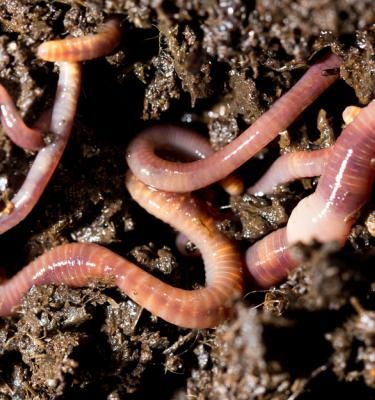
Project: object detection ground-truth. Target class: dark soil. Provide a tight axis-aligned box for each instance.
[0,1,374,399]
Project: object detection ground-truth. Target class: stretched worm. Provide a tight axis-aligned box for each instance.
[37,18,122,62]
[248,148,331,195]
[248,105,364,195]
[0,62,81,234]
[0,84,45,151]
[0,172,244,328]
[246,100,375,287]
[126,53,341,192]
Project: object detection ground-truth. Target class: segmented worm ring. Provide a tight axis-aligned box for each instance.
[126,54,341,192]
[0,62,81,234]
[0,173,243,328]
[0,84,45,151]
[37,18,122,62]
[247,100,375,287]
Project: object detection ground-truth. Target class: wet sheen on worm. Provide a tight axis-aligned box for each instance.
[246,100,375,287]
[248,105,364,195]
[126,53,341,192]
[0,14,123,233]
[0,62,81,234]
[0,84,45,151]
[37,18,122,62]
[0,172,244,329]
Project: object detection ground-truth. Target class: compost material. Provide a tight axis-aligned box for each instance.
[0,1,374,399]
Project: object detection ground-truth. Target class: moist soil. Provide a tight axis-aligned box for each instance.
[0,1,374,399]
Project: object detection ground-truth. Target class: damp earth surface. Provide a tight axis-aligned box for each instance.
[0,1,374,399]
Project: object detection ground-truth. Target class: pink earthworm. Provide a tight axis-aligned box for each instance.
[248,147,331,195]
[248,105,364,195]
[129,125,244,195]
[0,62,81,234]
[37,18,122,62]
[246,100,375,287]
[0,84,45,151]
[126,53,341,192]
[0,172,244,329]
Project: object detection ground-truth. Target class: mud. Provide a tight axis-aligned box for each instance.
[0,1,374,399]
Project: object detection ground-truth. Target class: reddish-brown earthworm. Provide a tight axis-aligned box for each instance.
[0,172,243,328]
[126,53,341,192]
[0,85,45,151]
[37,18,122,62]
[246,100,375,287]
[0,62,81,234]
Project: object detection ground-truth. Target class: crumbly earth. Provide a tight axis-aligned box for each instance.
[0,1,374,399]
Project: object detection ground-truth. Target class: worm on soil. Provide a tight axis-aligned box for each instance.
[248,148,331,195]
[0,172,244,329]
[246,100,375,287]
[126,53,341,192]
[0,84,45,151]
[0,62,81,234]
[37,18,122,62]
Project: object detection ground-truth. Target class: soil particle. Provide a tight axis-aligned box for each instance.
[0,283,190,398]
[141,51,181,120]
[129,243,178,275]
[339,29,375,104]
[327,297,375,388]
[0,1,374,399]
[187,304,296,400]
[206,71,263,150]
[217,192,294,242]
[365,211,375,237]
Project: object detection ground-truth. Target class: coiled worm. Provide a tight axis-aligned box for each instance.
[0,172,244,328]
[126,53,341,192]
[247,100,375,287]
[0,62,81,234]
[0,84,45,151]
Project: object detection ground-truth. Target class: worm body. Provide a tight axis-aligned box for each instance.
[126,54,341,192]
[247,100,375,287]
[248,148,331,195]
[0,85,45,151]
[287,100,375,245]
[37,18,122,62]
[0,173,243,328]
[246,228,297,288]
[0,62,81,234]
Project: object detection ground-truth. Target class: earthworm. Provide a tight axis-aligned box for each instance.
[0,172,244,329]
[0,84,45,151]
[246,100,375,287]
[37,18,122,62]
[0,62,81,234]
[248,148,331,195]
[245,228,298,287]
[247,105,362,195]
[126,53,341,192]
[128,125,244,195]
